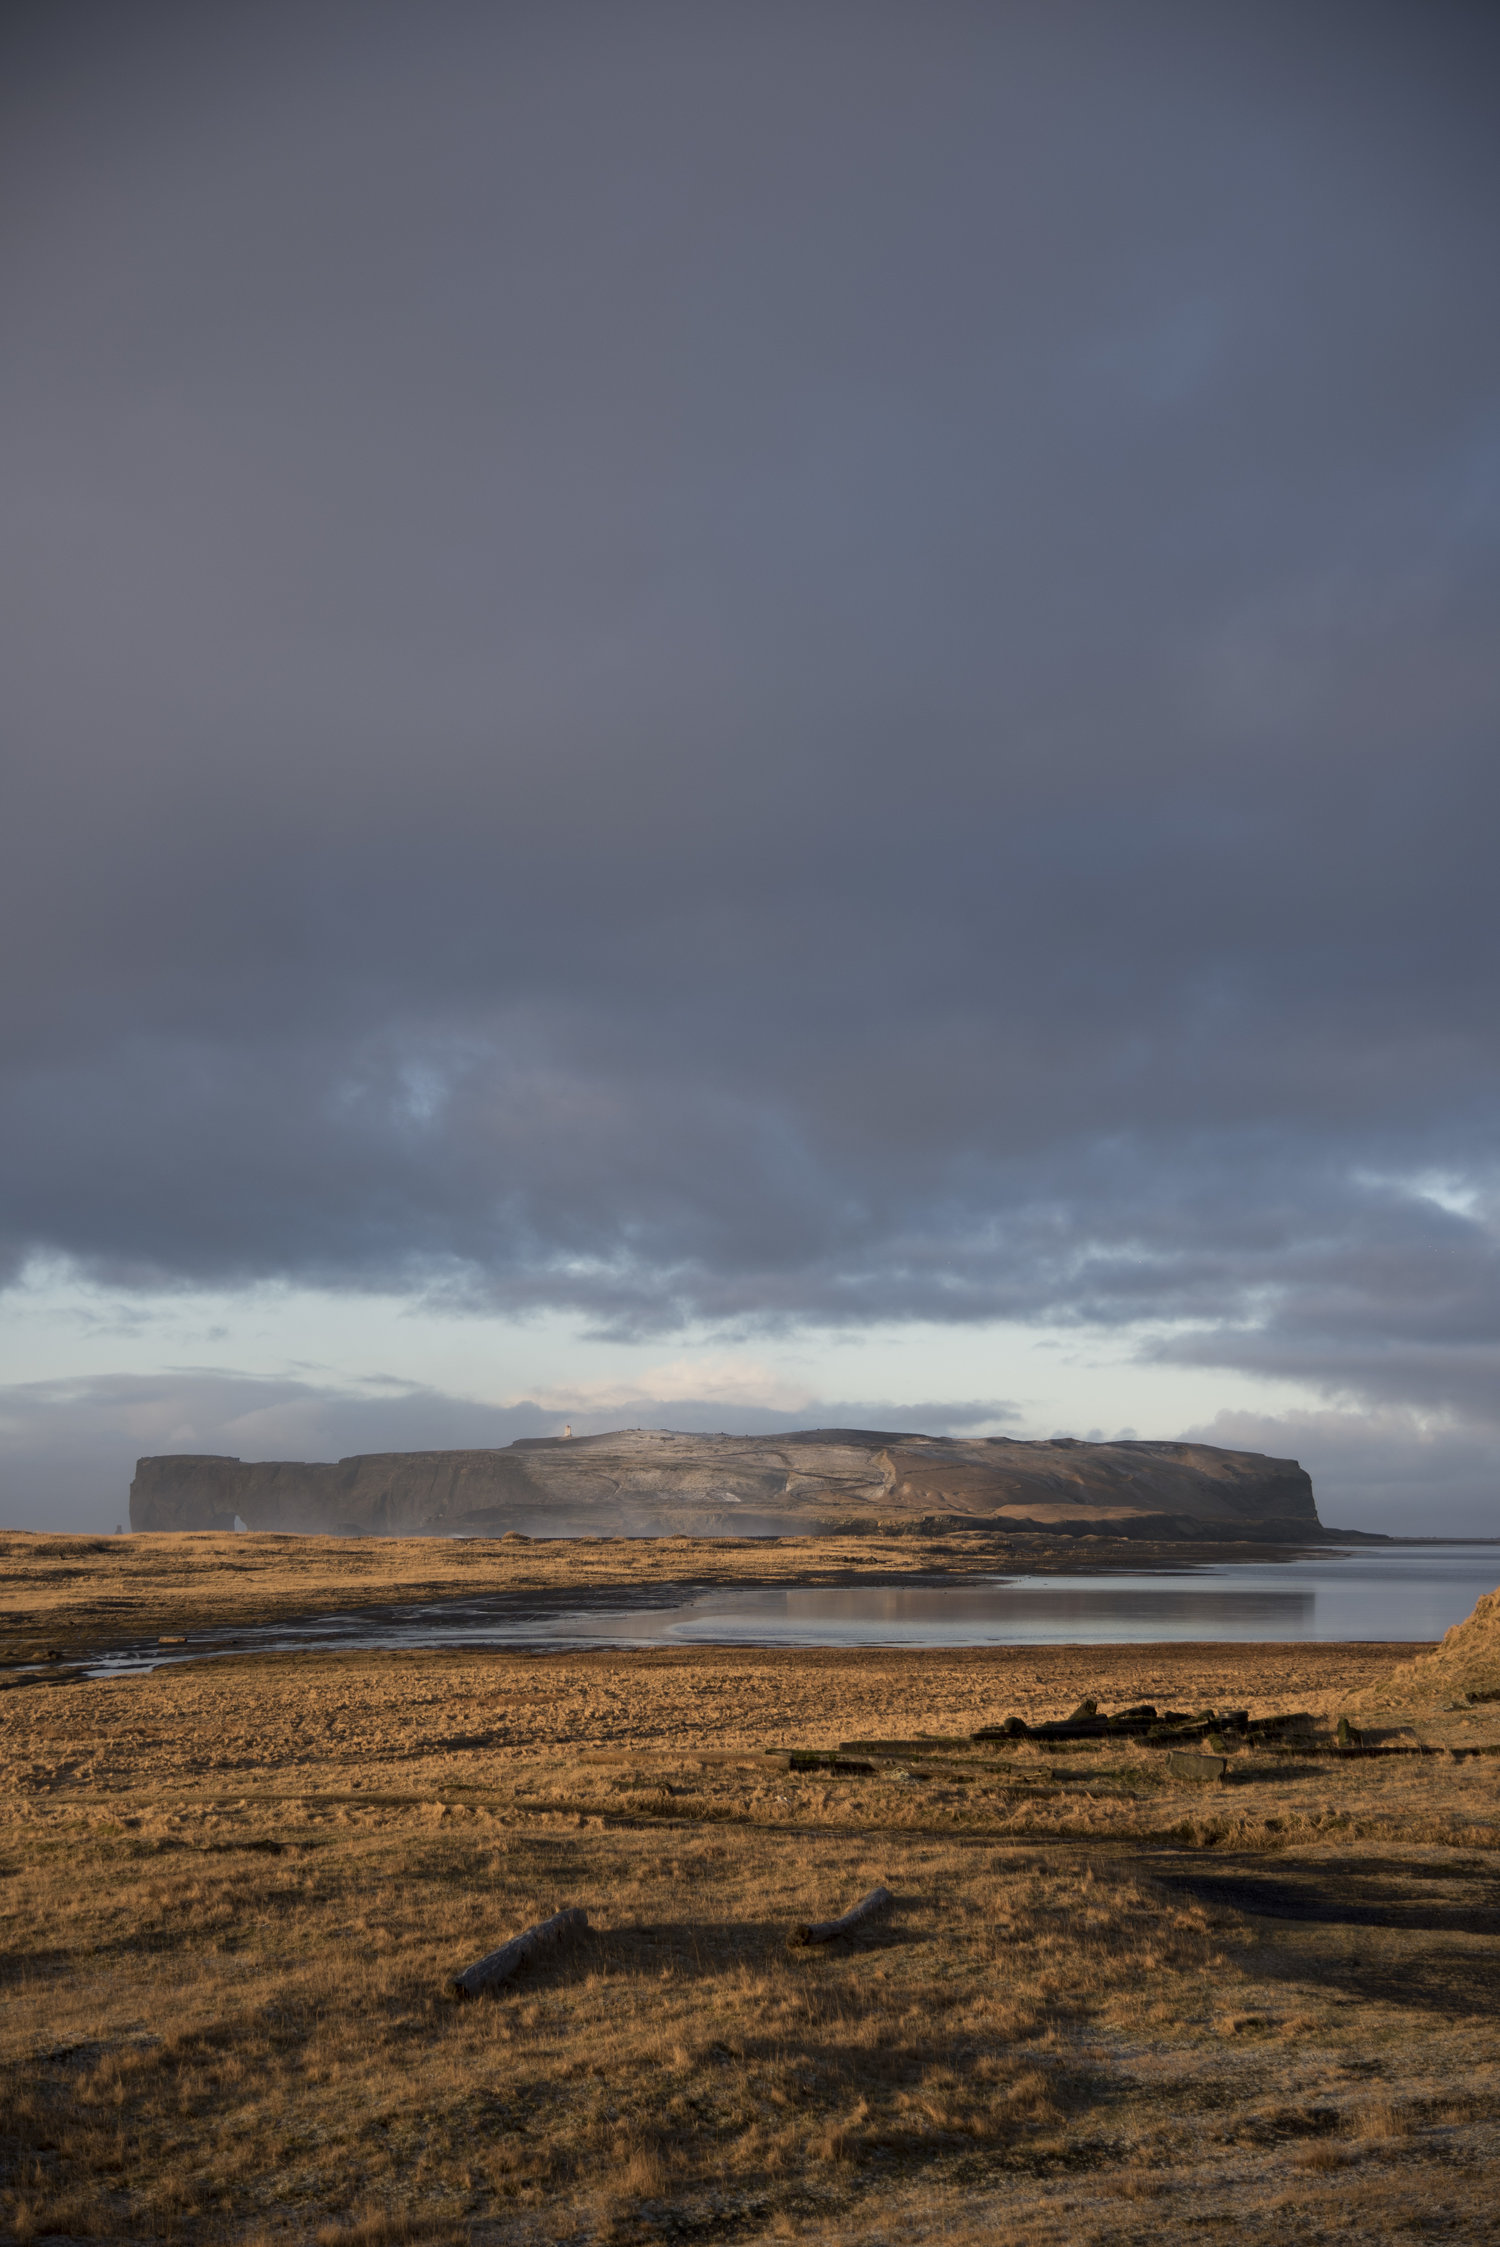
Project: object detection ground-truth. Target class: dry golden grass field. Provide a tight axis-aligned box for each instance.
[2,1536,1498,2246]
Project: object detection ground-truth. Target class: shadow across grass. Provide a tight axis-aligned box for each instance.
[1151,1853,1500,1936]
[1147,1848,1500,2016]
[455,1908,922,2007]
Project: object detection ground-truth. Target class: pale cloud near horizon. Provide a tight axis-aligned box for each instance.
[524,1353,821,1421]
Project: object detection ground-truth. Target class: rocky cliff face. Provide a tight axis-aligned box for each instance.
[129,1427,1322,1540]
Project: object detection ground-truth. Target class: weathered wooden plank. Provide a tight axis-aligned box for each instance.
[449,1905,588,1999]
[790,1884,894,1947]
[788,1752,876,1774]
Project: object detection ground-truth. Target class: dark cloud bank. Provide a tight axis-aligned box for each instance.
[2,5,1497,1530]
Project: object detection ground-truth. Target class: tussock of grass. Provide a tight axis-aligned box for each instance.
[1353,1584,1500,1712]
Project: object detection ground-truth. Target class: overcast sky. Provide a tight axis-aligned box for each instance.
[3,2,1497,1533]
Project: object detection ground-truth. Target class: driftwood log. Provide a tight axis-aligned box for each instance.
[790,1884,893,1947]
[449,1905,588,1999]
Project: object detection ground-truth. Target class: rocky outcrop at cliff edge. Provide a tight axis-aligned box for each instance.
[129,1427,1323,1540]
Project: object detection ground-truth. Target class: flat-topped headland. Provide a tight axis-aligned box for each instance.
[129,1425,1323,1540]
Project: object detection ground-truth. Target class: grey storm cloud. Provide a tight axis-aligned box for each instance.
[2,6,1498,1466]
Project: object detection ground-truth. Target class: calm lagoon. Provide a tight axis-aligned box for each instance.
[99,1542,1498,1672]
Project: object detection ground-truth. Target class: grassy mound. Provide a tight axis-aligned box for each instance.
[1355,1583,1500,1711]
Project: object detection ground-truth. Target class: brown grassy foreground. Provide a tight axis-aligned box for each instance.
[2,1548,1499,2244]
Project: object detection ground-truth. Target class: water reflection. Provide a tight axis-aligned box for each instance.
[589,1579,1313,1648]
